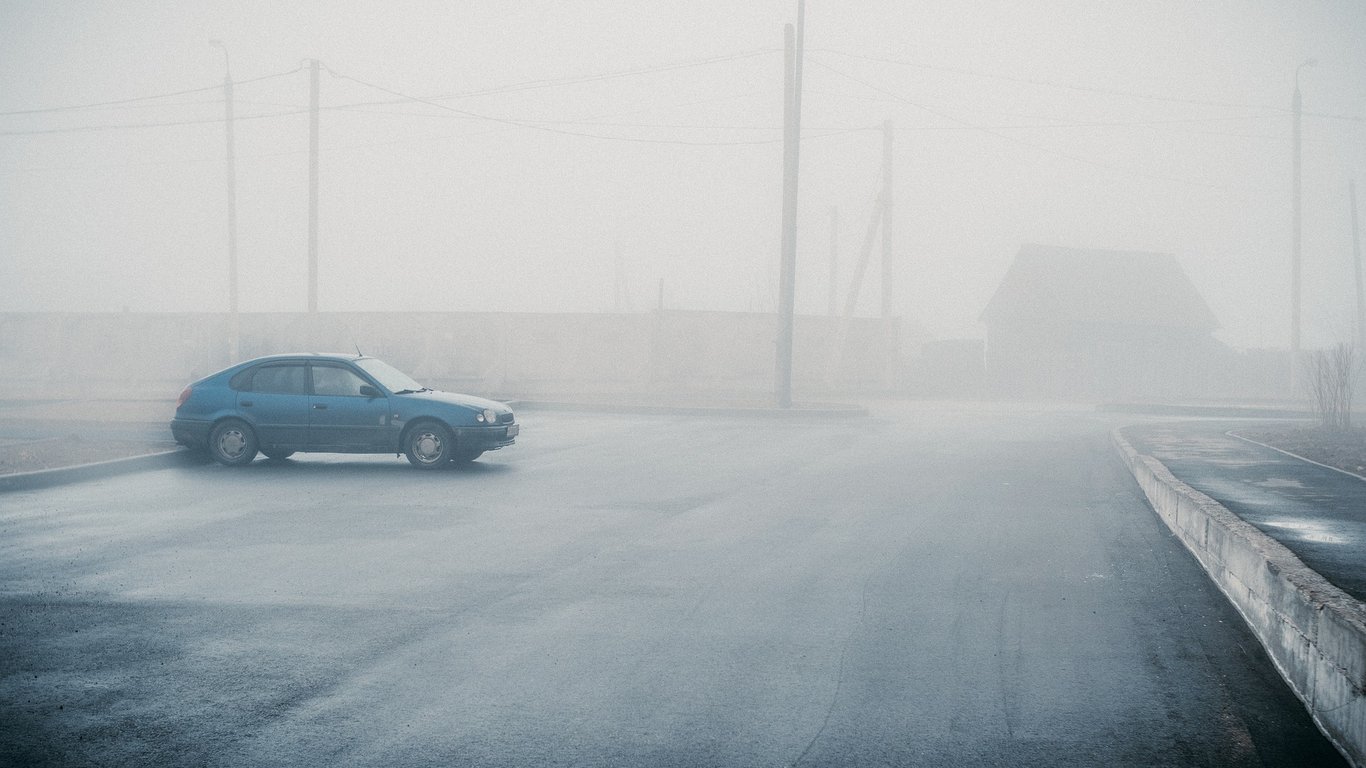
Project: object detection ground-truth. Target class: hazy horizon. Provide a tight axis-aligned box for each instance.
[3,1,1365,351]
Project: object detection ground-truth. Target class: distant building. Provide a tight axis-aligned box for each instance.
[980,244,1222,400]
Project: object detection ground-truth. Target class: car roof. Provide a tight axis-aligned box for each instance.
[241,352,368,364]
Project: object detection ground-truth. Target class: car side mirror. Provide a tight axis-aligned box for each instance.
[359,385,381,399]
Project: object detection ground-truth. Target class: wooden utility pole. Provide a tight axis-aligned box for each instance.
[614,242,627,312]
[828,206,839,317]
[774,0,805,408]
[823,193,883,386]
[211,41,239,360]
[1352,180,1364,354]
[880,120,894,318]
[308,59,320,313]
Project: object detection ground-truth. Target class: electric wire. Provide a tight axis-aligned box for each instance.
[809,56,1220,187]
[326,64,837,147]
[0,65,305,117]
[814,48,1366,124]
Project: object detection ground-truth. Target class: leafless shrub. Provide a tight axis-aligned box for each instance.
[1306,343,1357,431]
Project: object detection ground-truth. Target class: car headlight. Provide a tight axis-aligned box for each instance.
[476,408,497,424]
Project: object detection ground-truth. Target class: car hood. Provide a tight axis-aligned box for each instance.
[400,389,510,413]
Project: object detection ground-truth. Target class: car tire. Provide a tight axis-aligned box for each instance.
[261,448,295,461]
[403,421,452,469]
[209,419,258,466]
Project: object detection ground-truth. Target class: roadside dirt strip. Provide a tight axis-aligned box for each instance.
[0,451,184,492]
[1113,428,1366,768]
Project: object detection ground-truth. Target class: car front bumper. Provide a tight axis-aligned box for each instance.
[453,423,519,451]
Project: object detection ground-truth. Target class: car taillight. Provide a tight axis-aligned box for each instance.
[176,386,193,409]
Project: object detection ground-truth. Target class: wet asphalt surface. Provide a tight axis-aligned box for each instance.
[0,404,1345,767]
[1124,421,1366,603]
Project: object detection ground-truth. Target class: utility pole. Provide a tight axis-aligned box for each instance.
[210,40,239,361]
[828,206,839,317]
[775,0,805,409]
[1352,180,1364,354]
[1292,59,1315,388]
[880,120,894,319]
[308,58,320,313]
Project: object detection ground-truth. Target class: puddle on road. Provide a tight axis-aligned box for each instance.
[1255,478,1305,490]
[1259,518,1350,545]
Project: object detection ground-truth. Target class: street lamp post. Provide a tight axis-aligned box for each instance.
[210,40,239,361]
[1291,58,1316,389]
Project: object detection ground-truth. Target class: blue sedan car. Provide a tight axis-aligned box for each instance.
[171,353,517,468]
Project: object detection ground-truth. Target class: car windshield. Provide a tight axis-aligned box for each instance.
[353,357,426,394]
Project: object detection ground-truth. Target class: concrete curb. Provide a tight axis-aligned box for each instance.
[512,400,868,419]
[1097,402,1314,419]
[1112,427,1366,768]
[0,450,188,493]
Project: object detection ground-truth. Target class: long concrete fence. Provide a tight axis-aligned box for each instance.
[0,311,907,400]
[1113,428,1366,767]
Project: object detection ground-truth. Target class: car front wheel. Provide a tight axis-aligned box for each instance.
[403,421,452,468]
[209,419,258,466]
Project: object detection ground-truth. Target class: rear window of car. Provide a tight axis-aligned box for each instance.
[242,364,309,395]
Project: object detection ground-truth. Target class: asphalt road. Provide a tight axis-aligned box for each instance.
[0,403,1344,767]
[1126,421,1366,603]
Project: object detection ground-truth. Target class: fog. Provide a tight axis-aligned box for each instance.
[3,1,1366,351]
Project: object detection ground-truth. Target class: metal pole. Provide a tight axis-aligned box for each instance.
[614,242,624,312]
[774,1,805,409]
[1352,180,1364,354]
[1291,59,1314,389]
[211,41,238,361]
[775,23,797,408]
[225,72,238,359]
[1292,75,1302,381]
[880,120,893,319]
[308,59,320,313]
[828,206,838,317]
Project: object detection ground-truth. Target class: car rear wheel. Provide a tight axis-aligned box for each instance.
[404,421,452,468]
[209,419,258,466]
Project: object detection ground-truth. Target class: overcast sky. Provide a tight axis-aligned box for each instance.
[2,1,1364,349]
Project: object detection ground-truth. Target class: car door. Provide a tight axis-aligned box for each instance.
[237,363,310,448]
[307,362,393,450]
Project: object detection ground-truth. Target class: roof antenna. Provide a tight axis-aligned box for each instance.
[354,342,363,357]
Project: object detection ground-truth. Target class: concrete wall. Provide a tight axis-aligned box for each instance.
[1113,429,1366,767]
[0,311,908,400]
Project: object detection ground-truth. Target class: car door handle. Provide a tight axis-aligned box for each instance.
[240,400,254,407]
[312,403,328,410]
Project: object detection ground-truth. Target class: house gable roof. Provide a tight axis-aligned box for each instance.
[980,244,1219,331]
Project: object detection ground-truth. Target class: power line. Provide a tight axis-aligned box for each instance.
[428,47,779,100]
[812,48,1281,114]
[242,48,780,121]
[326,64,834,147]
[0,108,309,136]
[813,48,1366,124]
[0,65,304,117]
[809,57,1218,187]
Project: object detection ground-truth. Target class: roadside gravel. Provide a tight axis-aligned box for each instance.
[0,436,177,476]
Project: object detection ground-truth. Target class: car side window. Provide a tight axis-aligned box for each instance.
[247,364,309,395]
[311,364,371,397]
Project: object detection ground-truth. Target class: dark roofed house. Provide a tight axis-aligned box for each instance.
[980,244,1223,400]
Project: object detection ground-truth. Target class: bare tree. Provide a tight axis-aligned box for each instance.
[1306,343,1357,431]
